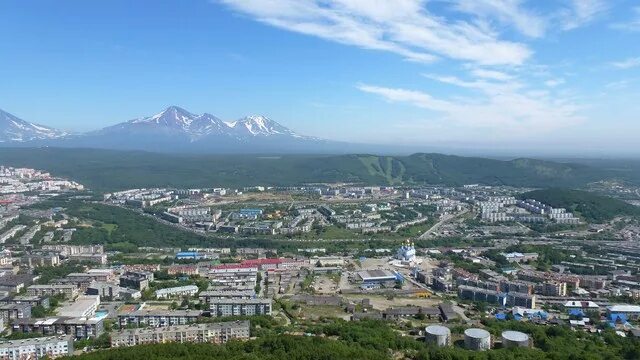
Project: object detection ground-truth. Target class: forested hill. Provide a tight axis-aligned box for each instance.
[0,147,627,191]
[519,188,640,223]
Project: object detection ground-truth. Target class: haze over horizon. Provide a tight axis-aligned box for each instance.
[1,0,639,156]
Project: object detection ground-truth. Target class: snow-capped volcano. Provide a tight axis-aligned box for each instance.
[0,109,67,142]
[227,115,300,137]
[130,105,197,129]
[0,105,334,153]
[94,106,309,141]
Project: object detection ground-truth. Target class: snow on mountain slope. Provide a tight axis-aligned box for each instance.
[0,109,67,142]
[95,106,310,140]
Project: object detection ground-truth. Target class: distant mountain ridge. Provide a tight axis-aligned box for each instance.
[0,106,330,153]
[0,109,67,142]
[0,148,631,192]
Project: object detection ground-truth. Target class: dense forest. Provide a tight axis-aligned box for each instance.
[72,320,640,360]
[0,148,625,191]
[520,188,640,222]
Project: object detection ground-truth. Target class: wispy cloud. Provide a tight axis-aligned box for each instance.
[451,0,547,38]
[469,69,514,82]
[358,72,582,136]
[611,6,640,32]
[218,0,531,65]
[559,0,608,30]
[544,78,565,87]
[611,57,640,69]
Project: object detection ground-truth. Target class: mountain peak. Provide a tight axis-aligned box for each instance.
[0,108,66,142]
[230,115,295,136]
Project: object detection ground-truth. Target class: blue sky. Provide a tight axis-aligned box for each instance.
[1,0,639,155]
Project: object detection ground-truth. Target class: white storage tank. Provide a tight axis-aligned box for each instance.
[501,330,530,348]
[425,325,451,347]
[464,328,491,351]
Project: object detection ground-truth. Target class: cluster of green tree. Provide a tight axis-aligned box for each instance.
[33,262,86,284]
[520,188,640,223]
[71,319,640,360]
[0,148,626,192]
[75,333,111,351]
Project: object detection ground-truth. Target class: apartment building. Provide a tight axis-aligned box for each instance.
[26,284,78,299]
[207,266,258,287]
[199,290,256,303]
[118,309,201,328]
[110,321,250,347]
[12,317,104,339]
[154,285,199,299]
[0,303,31,322]
[119,271,152,291]
[206,298,272,317]
[0,336,74,359]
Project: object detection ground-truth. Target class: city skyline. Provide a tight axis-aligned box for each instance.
[1,0,639,155]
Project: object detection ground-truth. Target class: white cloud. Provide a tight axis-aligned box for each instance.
[560,0,608,30]
[611,57,640,69]
[219,0,531,65]
[358,76,582,137]
[451,0,547,38]
[470,69,513,81]
[357,84,452,112]
[544,78,565,87]
[611,7,640,32]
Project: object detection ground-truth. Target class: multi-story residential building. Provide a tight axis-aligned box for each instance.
[457,285,506,306]
[1,295,50,309]
[41,244,104,257]
[51,276,94,292]
[26,284,78,299]
[86,282,141,301]
[199,290,255,303]
[506,292,537,308]
[167,265,199,276]
[110,321,250,348]
[154,285,199,299]
[0,274,34,293]
[206,299,272,317]
[0,303,31,322]
[68,253,108,264]
[22,253,60,267]
[12,317,104,339]
[119,271,152,291]
[499,280,534,295]
[118,310,201,328]
[535,281,567,297]
[0,336,74,359]
[207,266,258,287]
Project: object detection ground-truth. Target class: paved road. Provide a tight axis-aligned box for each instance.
[418,208,468,239]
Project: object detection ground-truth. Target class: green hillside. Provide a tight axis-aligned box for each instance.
[520,188,640,222]
[0,147,625,191]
